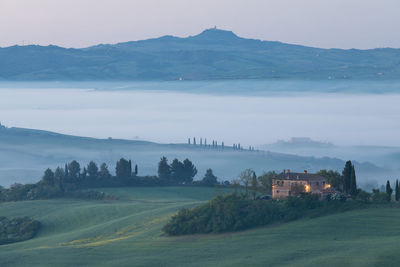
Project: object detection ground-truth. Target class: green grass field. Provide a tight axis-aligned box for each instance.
[1,187,400,266]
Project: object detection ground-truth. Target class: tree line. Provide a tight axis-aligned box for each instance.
[187,137,256,151]
[0,157,221,202]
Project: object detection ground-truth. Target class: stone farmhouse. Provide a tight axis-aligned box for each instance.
[272,169,335,199]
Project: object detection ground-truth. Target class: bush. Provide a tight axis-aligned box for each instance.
[65,190,116,201]
[0,217,41,245]
[162,193,359,236]
[355,190,372,203]
[372,191,388,203]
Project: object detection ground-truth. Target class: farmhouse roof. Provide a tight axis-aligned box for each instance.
[275,172,327,181]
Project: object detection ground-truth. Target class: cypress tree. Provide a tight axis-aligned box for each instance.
[65,164,69,177]
[343,161,352,194]
[395,179,399,201]
[386,180,393,202]
[350,165,357,196]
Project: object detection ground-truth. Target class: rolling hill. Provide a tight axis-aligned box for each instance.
[0,125,385,188]
[1,28,400,80]
[0,187,399,266]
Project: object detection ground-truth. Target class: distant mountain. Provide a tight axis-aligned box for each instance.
[0,125,386,188]
[1,28,400,80]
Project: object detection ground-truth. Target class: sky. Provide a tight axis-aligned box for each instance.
[0,0,399,49]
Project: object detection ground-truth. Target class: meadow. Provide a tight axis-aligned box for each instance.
[1,187,400,266]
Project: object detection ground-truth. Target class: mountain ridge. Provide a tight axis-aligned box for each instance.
[1,28,400,80]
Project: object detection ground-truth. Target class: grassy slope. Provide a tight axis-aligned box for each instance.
[0,187,399,266]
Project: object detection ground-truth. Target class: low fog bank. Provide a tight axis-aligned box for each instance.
[0,127,395,190]
[1,81,400,147]
[260,138,400,170]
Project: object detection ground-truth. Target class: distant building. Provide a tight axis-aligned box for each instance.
[272,169,335,199]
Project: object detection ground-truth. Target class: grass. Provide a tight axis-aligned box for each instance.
[0,187,400,266]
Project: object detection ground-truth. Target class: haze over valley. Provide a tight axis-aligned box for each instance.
[1,80,399,189]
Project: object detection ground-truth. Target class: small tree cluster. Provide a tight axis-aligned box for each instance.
[157,157,197,184]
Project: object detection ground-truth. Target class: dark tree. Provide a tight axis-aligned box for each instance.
[116,158,131,178]
[350,165,357,196]
[251,171,258,199]
[158,157,171,180]
[42,168,55,186]
[64,164,69,177]
[128,160,132,176]
[201,169,218,186]
[395,180,399,201]
[134,164,138,176]
[87,161,98,178]
[257,171,276,195]
[67,160,81,182]
[182,159,197,184]
[99,163,111,180]
[170,159,185,183]
[386,180,393,202]
[342,161,352,194]
[54,167,65,190]
[81,167,87,180]
[54,167,64,182]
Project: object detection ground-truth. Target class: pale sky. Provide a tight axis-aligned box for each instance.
[0,0,399,49]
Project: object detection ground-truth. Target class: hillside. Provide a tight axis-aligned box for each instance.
[0,126,383,187]
[0,187,399,266]
[261,138,400,169]
[1,28,400,80]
